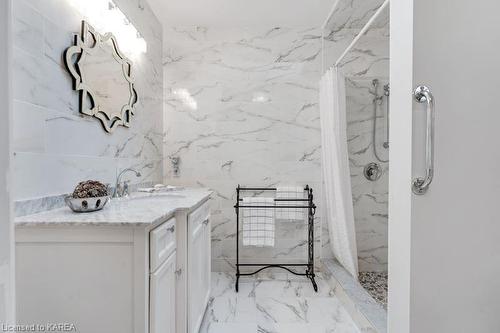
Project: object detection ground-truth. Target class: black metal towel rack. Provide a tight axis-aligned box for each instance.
[234,184,318,292]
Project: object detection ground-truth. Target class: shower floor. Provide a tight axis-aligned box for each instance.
[358,272,388,308]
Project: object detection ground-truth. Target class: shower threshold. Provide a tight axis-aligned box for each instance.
[322,259,387,333]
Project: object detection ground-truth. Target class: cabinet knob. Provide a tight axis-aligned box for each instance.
[167,225,175,233]
[175,268,182,277]
[202,219,209,225]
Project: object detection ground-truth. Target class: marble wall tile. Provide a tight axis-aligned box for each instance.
[323,23,389,272]
[163,13,388,273]
[324,0,388,34]
[345,77,389,272]
[338,29,389,77]
[322,28,389,78]
[12,0,163,204]
[12,0,44,56]
[163,27,325,271]
[12,101,46,153]
[13,152,117,199]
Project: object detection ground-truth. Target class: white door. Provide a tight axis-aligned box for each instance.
[0,0,15,325]
[389,0,500,332]
[150,252,176,333]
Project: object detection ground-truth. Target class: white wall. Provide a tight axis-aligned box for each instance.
[387,0,413,331]
[0,0,15,324]
[11,0,163,202]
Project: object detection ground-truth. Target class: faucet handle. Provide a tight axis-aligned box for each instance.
[105,183,112,196]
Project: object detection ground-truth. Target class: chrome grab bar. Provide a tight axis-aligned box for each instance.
[412,85,435,195]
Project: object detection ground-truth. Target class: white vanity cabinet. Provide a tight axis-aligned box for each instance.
[187,203,211,333]
[15,190,212,333]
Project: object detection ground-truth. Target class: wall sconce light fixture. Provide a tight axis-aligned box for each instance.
[67,0,147,55]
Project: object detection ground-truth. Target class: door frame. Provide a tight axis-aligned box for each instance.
[0,0,15,324]
[387,0,413,332]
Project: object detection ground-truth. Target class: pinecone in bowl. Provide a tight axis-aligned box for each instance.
[66,180,110,213]
[72,180,109,198]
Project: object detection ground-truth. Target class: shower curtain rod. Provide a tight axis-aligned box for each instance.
[321,0,342,30]
[332,0,389,68]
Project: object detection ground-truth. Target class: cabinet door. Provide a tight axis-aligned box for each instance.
[201,218,211,307]
[150,252,176,333]
[188,220,205,333]
[188,215,211,333]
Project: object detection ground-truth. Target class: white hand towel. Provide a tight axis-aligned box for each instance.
[276,186,305,221]
[242,197,275,247]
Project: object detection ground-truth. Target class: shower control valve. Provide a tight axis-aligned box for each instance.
[364,162,382,181]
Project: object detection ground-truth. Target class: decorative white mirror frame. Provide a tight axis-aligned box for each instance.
[64,21,138,133]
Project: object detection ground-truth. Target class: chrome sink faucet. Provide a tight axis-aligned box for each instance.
[113,168,142,198]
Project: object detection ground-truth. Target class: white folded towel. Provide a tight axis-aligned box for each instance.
[276,186,305,221]
[242,197,275,247]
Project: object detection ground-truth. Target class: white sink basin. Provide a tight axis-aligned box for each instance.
[128,193,187,201]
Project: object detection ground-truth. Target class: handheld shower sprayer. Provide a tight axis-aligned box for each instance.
[383,83,390,148]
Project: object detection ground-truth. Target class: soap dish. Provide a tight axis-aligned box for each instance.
[65,195,110,213]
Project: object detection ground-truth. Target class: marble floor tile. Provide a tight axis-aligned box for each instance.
[211,272,238,297]
[207,295,257,323]
[201,322,257,333]
[256,297,309,324]
[200,272,360,333]
[257,323,328,333]
[306,297,362,330]
[212,273,257,298]
[257,323,359,333]
[253,275,335,298]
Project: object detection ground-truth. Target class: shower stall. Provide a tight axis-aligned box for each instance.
[320,0,389,309]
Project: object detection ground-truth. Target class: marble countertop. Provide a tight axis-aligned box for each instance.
[15,188,212,227]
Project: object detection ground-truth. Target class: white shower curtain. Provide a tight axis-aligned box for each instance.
[319,67,359,278]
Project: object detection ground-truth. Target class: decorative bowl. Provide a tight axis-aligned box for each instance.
[65,195,110,213]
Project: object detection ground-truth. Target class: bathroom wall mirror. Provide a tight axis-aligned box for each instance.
[65,21,138,133]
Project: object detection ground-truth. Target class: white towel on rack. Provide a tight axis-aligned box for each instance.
[276,186,305,221]
[242,197,275,247]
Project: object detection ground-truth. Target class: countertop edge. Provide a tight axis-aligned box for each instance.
[15,189,213,228]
